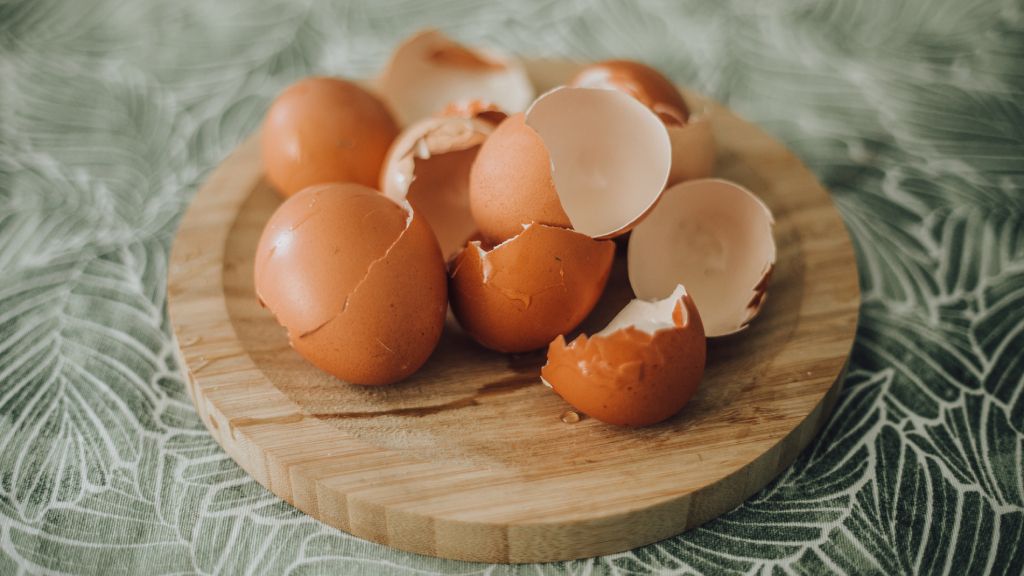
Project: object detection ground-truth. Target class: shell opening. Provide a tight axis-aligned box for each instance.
[382,116,494,257]
[598,284,689,337]
[377,29,534,126]
[628,178,776,337]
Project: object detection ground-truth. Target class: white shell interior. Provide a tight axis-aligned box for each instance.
[381,116,493,257]
[378,30,534,126]
[525,87,672,238]
[598,284,689,336]
[627,178,775,337]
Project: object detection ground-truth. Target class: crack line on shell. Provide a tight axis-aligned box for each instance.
[258,192,366,317]
[298,207,415,339]
[477,238,570,306]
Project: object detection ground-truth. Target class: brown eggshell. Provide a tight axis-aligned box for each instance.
[376,29,534,126]
[542,285,706,426]
[570,60,715,186]
[525,88,671,239]
[628,178,776,337]
[569,59,689,125]
[469,88,672,243]
[666,112,716,185]
[254,183,447,385]
[468,113,571,243]
[439,100,509,125]
[448,224,615,353]
[261,77,399,197]
[380,115,496,257]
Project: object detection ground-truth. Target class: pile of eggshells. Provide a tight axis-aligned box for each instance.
[255,30,776,427]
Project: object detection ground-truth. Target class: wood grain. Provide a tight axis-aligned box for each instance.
[167,60,860,563]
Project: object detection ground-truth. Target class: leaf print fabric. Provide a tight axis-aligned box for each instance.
[1,0,1022,574]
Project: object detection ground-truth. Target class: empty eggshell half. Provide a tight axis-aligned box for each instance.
[448,223,615,353]
[254,183,447,385]
[470,87,672,243]
[376,29,534,126]
[628,178,776,337]
[380,114,497,257]
[570,60,715,186]
[542,285,706,427]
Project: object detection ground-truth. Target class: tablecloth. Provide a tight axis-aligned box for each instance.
[1,1,1022,574]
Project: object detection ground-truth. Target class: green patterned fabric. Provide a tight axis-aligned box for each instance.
[2,1,1023,574]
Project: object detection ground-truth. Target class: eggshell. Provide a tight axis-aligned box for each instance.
[376,29,534,126]
[448,223,615,353]
[570,60,715,186]
[261,77,399,198]
[469,87,672,243]
[570,60,689,124]
[439,100,508,125]
[468,113,571,243]
[254,183,447,385]
[380,115,498,257]
[542,285,706,427]
[628,178,776,337]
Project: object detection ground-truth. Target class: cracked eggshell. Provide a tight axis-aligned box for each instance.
[570,60,715,186]
[542,285,706,427]
[628,178,776,337]
[439,100,508,125]
[380,114,497,258]
[376,29,534,126]
[448,224,615,353]
[254,183,447,385]
[570,60,689,124]
[469,87,672,243]
[262,77,399,198]
[468,113,571,243]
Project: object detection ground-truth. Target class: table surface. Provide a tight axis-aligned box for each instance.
[1,1,1022,575]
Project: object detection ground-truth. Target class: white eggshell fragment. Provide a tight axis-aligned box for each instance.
[377,29,534,126]
[598,284,692,336]
[524,87,673,238]
[627,178,776,337]
[380,114,497,257]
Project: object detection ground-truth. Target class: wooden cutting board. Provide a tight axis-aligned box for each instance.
[167,59,860,563]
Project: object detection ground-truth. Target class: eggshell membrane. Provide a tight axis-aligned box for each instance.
[542,285,706,427]
[570,60,715,187]
[376,29,534,126]
[524,87,673,239]
[448,224,615,353]
[569,60,690,125]
[261,77,398,197]
[254,183,447,385]
[380,115,496,257]
[628,178,776,337]
[468,113,571,243]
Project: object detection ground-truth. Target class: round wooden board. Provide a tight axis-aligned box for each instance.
[167,60,860,563]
